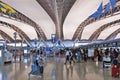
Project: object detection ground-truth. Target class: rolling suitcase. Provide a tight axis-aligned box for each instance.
[111,65,119,77]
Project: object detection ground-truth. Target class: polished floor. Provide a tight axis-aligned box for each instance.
[0,57,120,80]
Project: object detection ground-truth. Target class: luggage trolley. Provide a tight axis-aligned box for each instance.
[28,56,44,80]
[103,56,111,68]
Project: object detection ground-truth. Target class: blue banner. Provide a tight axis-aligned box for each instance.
[89,2,102,18]
[89,12,98,18]
[97,2,103,13]
[110,0,116,10]
[51,34,56,43]
[104,3,110,14]
[89,11,102,18]
[58,39,61,45]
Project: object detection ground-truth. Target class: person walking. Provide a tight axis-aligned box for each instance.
[77,49,81,63]
[65,48,70,65]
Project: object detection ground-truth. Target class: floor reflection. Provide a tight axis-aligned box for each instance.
[64,65,73,80]
[0,57,120,80]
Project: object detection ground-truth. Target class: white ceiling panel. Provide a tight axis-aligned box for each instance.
[0,35,4,40]
[0,16,37,40]
[98,25,120,39]
[63,0,109,39]
[115,33,120,39]
[0,26,21,39]
[1,0,55,39]
[81,14,120,39]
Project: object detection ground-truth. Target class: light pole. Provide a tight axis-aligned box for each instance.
[14,32,17,62]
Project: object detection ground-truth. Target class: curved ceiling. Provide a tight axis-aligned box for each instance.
[0,25,21,40]
[0,29,14,42]
[0,0,120,42]
[82,14,120,39]
[0,16,37,40]
[64,0,103,39]
[1,0,55,39]
[0,35,3,40]
[115,33,120,39]
[99,25,120,39]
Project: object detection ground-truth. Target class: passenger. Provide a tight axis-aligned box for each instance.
[105,48,110,59]
[37,55,44,75]
[77,49,81,63]
[31,49,37,64]
[103,54,111,68]
[110,48,113,61]
[94,48,99,62]
[117,52,120,67]
[113,49,118,58]
[64,48,70,65]
[83,48,87,62]
[73,49,77,61]
[80,48,84,60]
[69,49,75,65]
[112,49,117,59]
[116,48,120,58]
[98,49,103,61]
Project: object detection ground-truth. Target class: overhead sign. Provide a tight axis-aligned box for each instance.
[51,34,56,43]
[34,38,37,45]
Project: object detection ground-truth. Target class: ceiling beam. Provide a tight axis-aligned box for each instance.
[13,12,47,40]
[0,1,47,40]
[89,19,120,40]
[0,30,14,43]
[72,2,120,40]
[36,0,76,40]
[0,20,31,41]
[106,28,120,40]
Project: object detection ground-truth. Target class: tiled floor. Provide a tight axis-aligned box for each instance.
[0,57,120,80]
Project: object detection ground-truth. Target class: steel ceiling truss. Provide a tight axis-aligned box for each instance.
[0,21,30,42]
[73,1,120,40]
[0,1,46,40]
[12,12,46,40]
[106,28,120,40]
[0,30,14,43]
[89,19,120,41]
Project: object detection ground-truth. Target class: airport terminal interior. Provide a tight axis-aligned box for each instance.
[0,0,120,80]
